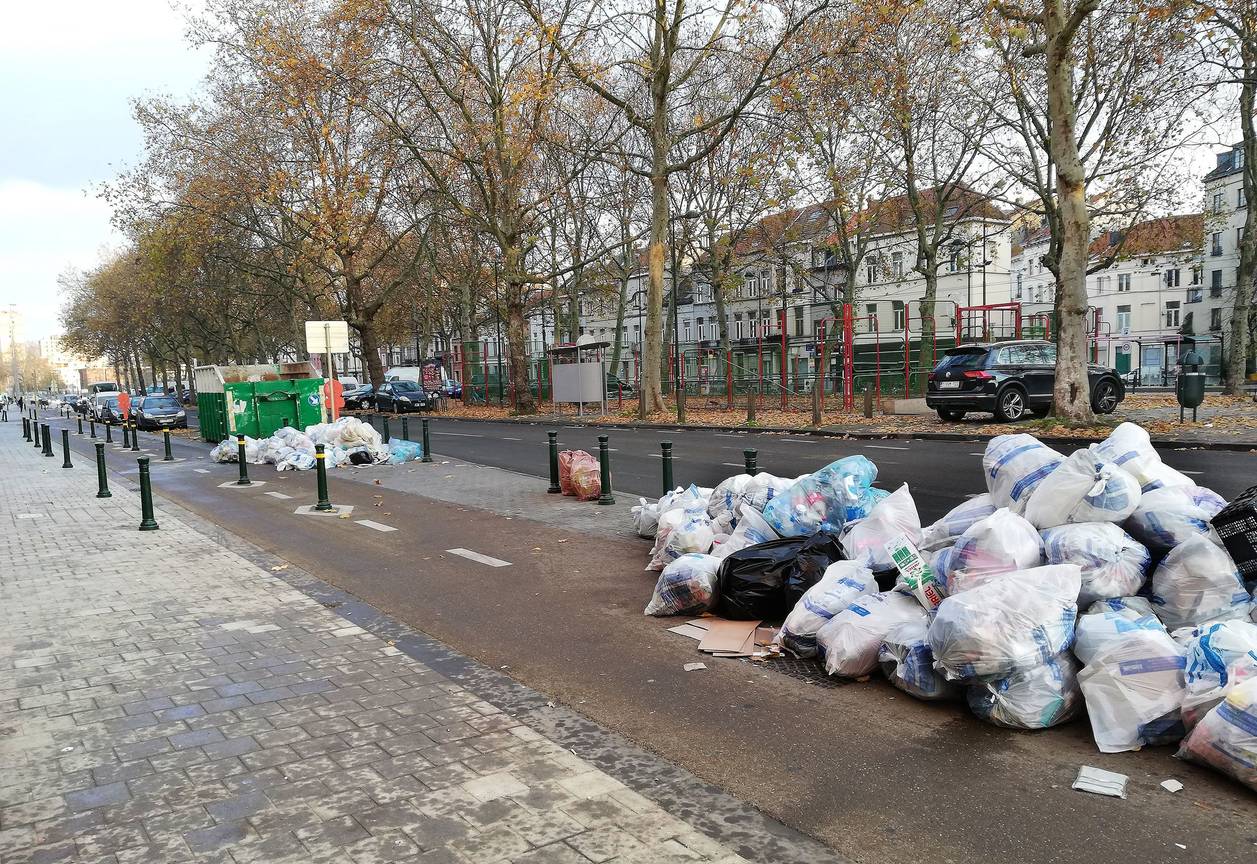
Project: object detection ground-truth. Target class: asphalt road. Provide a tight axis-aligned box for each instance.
[33,414,1257,864]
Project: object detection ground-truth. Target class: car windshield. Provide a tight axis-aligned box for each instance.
[99,394,119,405]
[143,397,180,409]
[393,381,420,392]
[935,349,988,371]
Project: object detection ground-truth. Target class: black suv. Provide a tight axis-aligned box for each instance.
[925,340,1124,422]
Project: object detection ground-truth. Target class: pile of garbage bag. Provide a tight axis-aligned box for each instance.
[209,417,423,471]
[629,420,1257,792]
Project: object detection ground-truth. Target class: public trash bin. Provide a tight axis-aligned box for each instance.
[1176,348,1205,422]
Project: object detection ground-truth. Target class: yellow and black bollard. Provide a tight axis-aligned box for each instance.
[314,444,333,511]
[235,435,251,486]
[163,430,174,461]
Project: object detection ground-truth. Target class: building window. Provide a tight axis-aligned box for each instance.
[891,251,904,278]
[865,257,879,284]
[1117,273,1131,292]
[1212,232,1223,256]
[1211,269,1223,291]
[734,313,744,340]
[1214,192,1225,213]
[892,301,905,330]
[1240,187,1248,208]
[1211,307,1223,330]
[1236,148,1246,169]
[1165,301,1181,328]
[865,303,877,329]
[682,319,691,342]
[793,305,804,336]
[1191,264,1202,285]
[1095,275,1108,294]
[1187,287,1203,303]
[1116,304,1131,333]
[1015,274,1023,299]
[1165,268,1180,287]
[949,250,961,272]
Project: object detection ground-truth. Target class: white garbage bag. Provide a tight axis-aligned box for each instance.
[631,498,662,538]
[644,554,721,616]
[840,484,921,570]
[1074,597,1166,665]
[969,653,1083,730]
[277,451,316,471]
[1093,422,1194,493]
[1178,676,1257,793]
[708,474,753,522]
[740,472,796,514]
[983,434,1064,513]
[1077,628,1187,752]
[1149,534,1250,630]
[1124,484,1227,554]
[1024,447,1141,529]
[778,562,877,658]
[817,590,929,677]
[929,564,1081,681]
[657,508,715,569]
[762,456,878,538]
[1041,523,1150,608]
[711,503,779,560]
[878,617,959,701]
[209,440,237,462]
[939,508,1043,595]
[1179,621,1257,730]
[919,494,998,552]
[646,508,688,571]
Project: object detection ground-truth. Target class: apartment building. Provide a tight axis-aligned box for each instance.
[1203,143,1249,339]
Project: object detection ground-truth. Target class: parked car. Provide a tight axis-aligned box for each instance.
[92,392,124,423]
[342,383,374,410]
[374,380,431,413]
[60,394,81,412]
[925,340,1124,422]
[440,378,462,399]
[132,395,187,430]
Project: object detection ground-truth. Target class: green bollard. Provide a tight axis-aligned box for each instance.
[401,417,409,441]
[744,448,757,475]
[661,442,673,495]
[130,423,140,452]
[61,429,73,468]
[42,424,54,457]
[163,430,174,461]
[77,415,83,435]
[34,421,43,449]
[546,430,560,493]
[421,417,432,463]
[314,444,332,511]
[235,435,251,485]
[382,417,391,444]
[22,417,30,441]
[95,442,111,499]
[596,434,615,505]
[137,456,159,531]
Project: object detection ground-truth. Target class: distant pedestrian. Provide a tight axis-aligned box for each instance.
[17,396,24,412]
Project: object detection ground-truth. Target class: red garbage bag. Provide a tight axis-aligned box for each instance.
[571,452,602,501]
[559,449,592,497]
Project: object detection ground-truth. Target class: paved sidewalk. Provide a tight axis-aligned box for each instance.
[0,436,753,863]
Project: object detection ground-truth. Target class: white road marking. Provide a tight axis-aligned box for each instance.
[714,433,744,438]
[356,520,397,532]
[721,462,746,468]
[779,438,816,444]
[264,492,294,500]
[194,468,210,474]
[1175,469,1203,475]
[969,453,987,457]
[501,436,522,441]
[431,431,484,437]
[446,548,512,567]
[867,444,910,451]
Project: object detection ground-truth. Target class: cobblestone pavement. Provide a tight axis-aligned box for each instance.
[0,433,773,864]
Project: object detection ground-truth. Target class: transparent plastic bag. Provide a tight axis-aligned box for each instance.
[1077,628,1186,752]
[711,503,779,560]
[1094,422,1194,493]
[644,554,721,616]
[387,440,423,464]
[840,484,921,571]
[1149,534,1250,630]
[1178,621,1257,730]
[929,564,1081,681]
[1124,484,1227,554]
[647,508,688,571]
[708,474,754,522]
[570,454,602,501]
[1041,523,1150,608]
[1177,676,1257,792]
[983,434,1064,513]
[969,652,1083,730]
[939,508,1043,595]
[1074,597,1165,666]
[919,494,997,552]
[817,590,929,678]
[778,561,877,658]
[277,451,316,471]
[879,617,959,701]
[1024,447,1141,529]
[631,498,662,538]
[651,507,715,570]
[762,456,877,538]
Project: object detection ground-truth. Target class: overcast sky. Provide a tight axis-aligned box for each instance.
[0,1,208,341]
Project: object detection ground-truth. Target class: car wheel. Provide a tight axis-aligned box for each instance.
[936,408,965,421]
[994,386,1029,422]
[1092,379,1120,414]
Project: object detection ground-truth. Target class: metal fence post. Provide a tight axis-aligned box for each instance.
[138,456,159,531]
[61,429,73,468]
[597,434,615,505]
[163,430,174,461]
[401,417,409,441]
[121,422,130,449]
[95,442,111,498]
[314,444,333,511]
[547,430,560,493]
[235,435,251,485]
[744,448,758,475]
[89,419,97,439]
[421,417,432,463]
[661,442,673,495]
[105,422,113,444]
[22,417,30,441]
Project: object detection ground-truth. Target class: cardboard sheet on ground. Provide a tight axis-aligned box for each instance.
[698,619,761,654]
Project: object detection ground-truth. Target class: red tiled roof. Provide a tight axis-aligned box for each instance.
[1088,214,1203,259]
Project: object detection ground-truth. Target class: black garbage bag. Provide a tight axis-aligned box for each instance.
[715,531,844,620]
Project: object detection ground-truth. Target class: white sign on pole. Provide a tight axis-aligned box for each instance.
[304,320,350,354]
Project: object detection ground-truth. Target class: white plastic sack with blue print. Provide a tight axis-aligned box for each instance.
[644,554,721,617]
[1178,675,1257,792]
[711,503,779,560]
[707,474,753,523]
[1149,534,1250,630]
[1024,447,1141,529]
[1093,422,1194,494]
[969,652,1083,730]
[929,564,1081,681]
[939,508,1043,595]
[1074,596,1166,665]
[651,507,715,571]
[1178,620,1257,730]
[1078,626,1187,752]
[982,434,1064,513]
[879,617,959,701]
[1124,484,1227,555]
[762,455,877,538]
[739,472,797,514]
[919,494,997,552]
[1041,523,1150,607]
[840,485,921,571]
[817,590,929,677]
[778,561,877,658]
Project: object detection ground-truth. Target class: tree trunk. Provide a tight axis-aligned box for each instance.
[1045,0,1095,422]
[507,293,535,414]
[610,256,630,377]
[133,350,147,393]
[642,159,669,416]
[358,322,385,390]
[1228,60,1256,394]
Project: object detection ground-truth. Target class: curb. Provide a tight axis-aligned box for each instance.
[417,413,1257,453]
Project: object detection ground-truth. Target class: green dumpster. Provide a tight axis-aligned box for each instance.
[194,363,324,442]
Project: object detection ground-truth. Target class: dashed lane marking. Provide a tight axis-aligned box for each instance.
[264,492,294,500]
[446,548,511,567]
[867,445,910,451]
[194,469,210,474]
[721,462,745,468]
[356,519,397,532]
[779,438,816,443]
[430,431,484,437]
[501,436,522,440]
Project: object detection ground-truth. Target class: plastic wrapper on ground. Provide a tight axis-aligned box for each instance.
[817,590,929,678]
[940,508,1043,595]
[1077,628,1186,752]
[1041,523,1150,608]
[1179,620,1257,730]
[840,484,921,571]
[879,617,958,701]
[1094,422,1195,493]
[919,494,997,552]
[929,565,1081,681]
[1124,484,1227,555]
[1176,676,1257,792]
[983,434,1064,513]
[644,554,721,617]
[1074,597,1166,666]
[778,562,877,658]
[1149,534,1250,630]
[762,456,877,538]
[969,652,1082,730]
[1024,447,1141,529]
